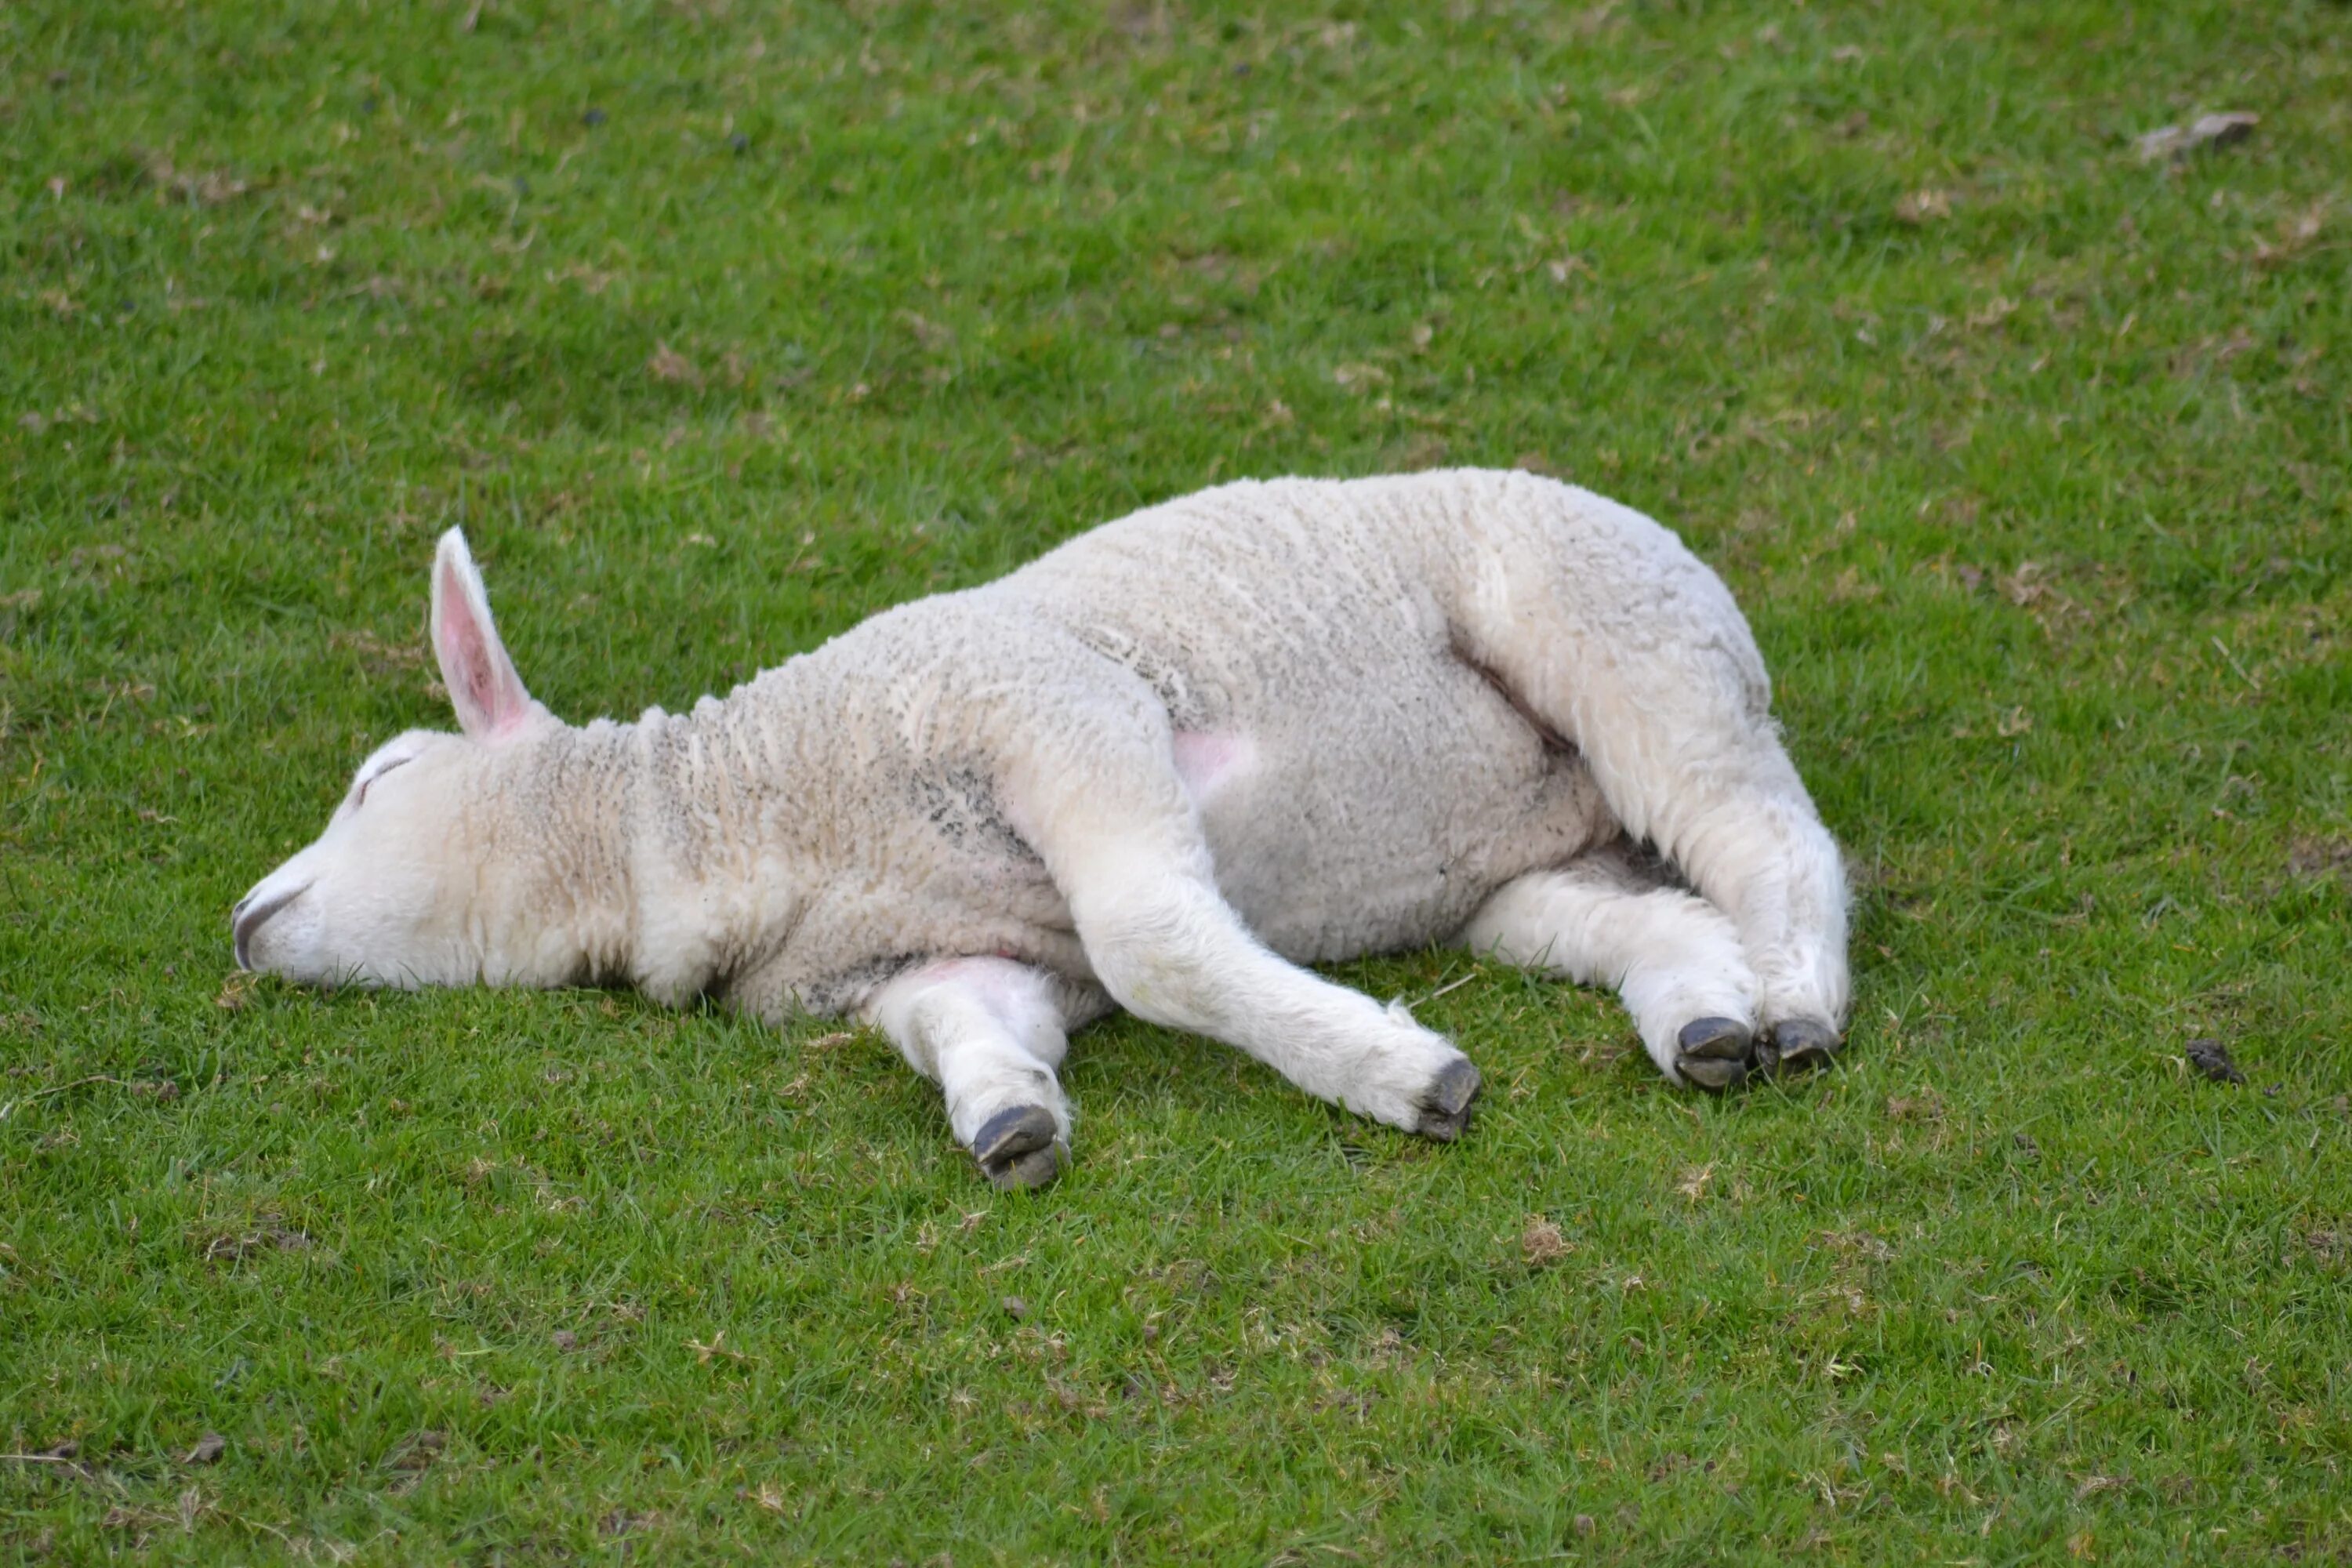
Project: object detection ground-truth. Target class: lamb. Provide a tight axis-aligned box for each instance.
[232,469,1850,1189]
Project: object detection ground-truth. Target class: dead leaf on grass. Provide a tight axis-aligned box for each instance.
[1997,560,2046,606]
[1521,1214,1570,1266]
[688,1330,754,1366]
[1817,1228,1896,1262]
[2255,199,2331,267]
[2135,111,2257,164]
[141,153,250,205]
[1828,566,1883,604]
[1397,433,1450,470]
[648,341,701,386]
[384,1429,445,1471]
[550,261,620,294]
[899,310,955,350]
[1895,188,1952,226]
[198,1223,312,1262]
[2288,835,2352,885]
[1966,296,2017,331]
[183,1432,227,1466]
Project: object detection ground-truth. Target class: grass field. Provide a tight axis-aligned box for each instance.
[5,0,2350,1560]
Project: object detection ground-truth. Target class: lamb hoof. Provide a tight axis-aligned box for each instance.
[1416,1058,1483,1142]
[1675,1017,1752,1092]
[996,1142,1066,1190]
[1770,1019,1842,1076]
[1676,1017,1751,1059]
[971,1105,1066,1191]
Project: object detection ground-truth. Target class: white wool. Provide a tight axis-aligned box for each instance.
[235,470,1849,1181]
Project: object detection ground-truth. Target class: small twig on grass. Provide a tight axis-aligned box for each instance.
[2210,637,2259,691]
[212,1505,296,1546]
[1415,968,1483,1006]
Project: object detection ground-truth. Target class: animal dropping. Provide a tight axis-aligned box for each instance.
[2184,1038,2245,1086]
[233,471,1851,1188]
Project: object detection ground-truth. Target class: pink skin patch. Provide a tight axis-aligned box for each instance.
[1171,731,1254,801]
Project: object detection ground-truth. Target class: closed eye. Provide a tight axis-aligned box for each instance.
[356,753,412,806]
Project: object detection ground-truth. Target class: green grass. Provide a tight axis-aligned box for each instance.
[4,0,2350,1559]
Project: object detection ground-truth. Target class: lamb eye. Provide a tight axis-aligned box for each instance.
[356,753,412,806]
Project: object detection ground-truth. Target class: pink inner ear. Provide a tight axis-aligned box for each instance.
[435,559,531,740]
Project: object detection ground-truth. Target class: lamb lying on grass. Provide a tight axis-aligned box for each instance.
[234,469,1849,1188]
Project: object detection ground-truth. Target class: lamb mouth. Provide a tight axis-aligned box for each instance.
[232,882,312,971]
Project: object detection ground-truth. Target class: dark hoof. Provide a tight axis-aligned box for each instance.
[1676,1017,1750,1058]
[1675,1017,1753,1092]
[1677,1054,1747,1091]
[1770,1019,1842,1076]
[1416,1058,1483,1142]
[971,1105,1066,1191]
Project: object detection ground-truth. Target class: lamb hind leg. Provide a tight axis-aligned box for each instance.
[1451,484,1851,1069]
[863,958,1084,1189]
[1459,847,1765,1089]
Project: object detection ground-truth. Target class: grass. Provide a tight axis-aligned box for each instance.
[3,0,2349,1559]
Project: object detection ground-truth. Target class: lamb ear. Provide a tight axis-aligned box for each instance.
[430,528,542,742]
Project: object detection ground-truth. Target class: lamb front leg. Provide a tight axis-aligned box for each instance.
[997,673,1481,1140]
[863,957,1080,1189]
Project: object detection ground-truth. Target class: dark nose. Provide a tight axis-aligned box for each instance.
[232,883,309,971]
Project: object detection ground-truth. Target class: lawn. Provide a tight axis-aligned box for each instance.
[3,0,2349,1560]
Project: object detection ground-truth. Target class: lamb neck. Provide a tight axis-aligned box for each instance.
[619,670,837,1010]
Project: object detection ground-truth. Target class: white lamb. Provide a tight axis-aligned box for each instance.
[234,470,1849,1188]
